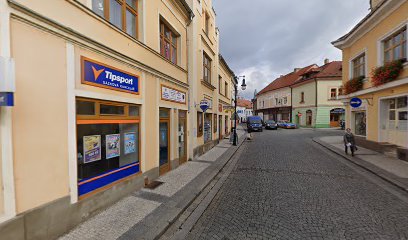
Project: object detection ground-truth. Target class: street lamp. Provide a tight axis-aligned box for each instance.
[233,75,246,146]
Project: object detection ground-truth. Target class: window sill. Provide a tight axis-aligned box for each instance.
[201,80,216,91]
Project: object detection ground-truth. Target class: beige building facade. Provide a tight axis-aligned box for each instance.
[0,0,235,238]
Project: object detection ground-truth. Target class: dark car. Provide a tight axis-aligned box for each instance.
[247,116,263,132]
[265,120,278,130]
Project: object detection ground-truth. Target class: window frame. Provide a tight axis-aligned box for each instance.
[351,53,366,78]
[218,75,222,94]
[383,27,407,64]
[203,52,212,84]
[330,88,337,100]
[92,0,138,39]
[300,92,305,103]
[160,19,178,64]
[224,82,228,98]
[204,12,210,36]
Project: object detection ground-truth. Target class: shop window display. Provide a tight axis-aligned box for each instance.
[76,98,140,197]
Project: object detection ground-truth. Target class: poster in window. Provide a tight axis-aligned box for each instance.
[124,132,137,155]
[83,135,102,163]
[106,134,121,159]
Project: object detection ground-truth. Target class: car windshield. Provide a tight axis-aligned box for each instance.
[266,120,275,124]
[250,120,262,124]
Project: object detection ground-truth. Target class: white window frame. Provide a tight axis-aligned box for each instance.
[377,21,408,67]
[348,48,368,81]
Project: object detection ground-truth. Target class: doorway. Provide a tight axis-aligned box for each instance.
[219,115,223,140]
[353,111,366,136]
[178,110,187,165]
[306,110,312,126]
[159,108,170,175]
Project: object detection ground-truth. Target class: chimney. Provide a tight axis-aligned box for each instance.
[324,58,330,65]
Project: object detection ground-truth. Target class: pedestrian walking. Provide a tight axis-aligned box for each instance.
[344,128,356,156]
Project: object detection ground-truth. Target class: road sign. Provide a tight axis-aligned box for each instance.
[350,98,362,108]
[298,113,302,117]
[0,92,14,106]
[200,99,210,112]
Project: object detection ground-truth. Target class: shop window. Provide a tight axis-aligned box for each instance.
[76,98,140,197]
[397,97,407,108]
[160,109,170,118]
[91,0,138,38]
[203,52,212,84]
[160,20,178,64]
[129,105,140,116]
[351,53,366,78]
[204,113,212,143]
[383,27,406,64]
[100,104,125,115]
[77,100,96,115]
[197,112,203,137]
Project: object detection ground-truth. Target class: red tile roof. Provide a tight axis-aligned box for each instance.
[237,99,253,108]
[257,64,318,95]
[294,61,342,85]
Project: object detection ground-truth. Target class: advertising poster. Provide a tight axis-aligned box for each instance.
[124,132,136,155]
[106,134,121,159]
[83,135,102,163]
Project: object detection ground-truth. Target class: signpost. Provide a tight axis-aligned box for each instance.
[350,98,363,108]
[0,92,14,106]
[200,99,210,112]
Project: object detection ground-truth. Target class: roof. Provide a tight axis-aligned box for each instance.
[219,54,236,81]
[257,64,318,95]
[293,61,342,86]
[237,99,253,109]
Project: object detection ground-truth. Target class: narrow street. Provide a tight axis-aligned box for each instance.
[183,129,408,240]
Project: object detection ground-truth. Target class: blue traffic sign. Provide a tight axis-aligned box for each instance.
[350,97,362,108]
[200,99,210,112]
[0,92,14,106]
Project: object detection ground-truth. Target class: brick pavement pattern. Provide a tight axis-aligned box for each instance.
[187,129,408,240]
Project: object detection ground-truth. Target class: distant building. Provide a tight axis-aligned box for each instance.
[237,99,253,122]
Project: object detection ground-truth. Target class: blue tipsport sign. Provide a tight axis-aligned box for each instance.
[82,57,139,94]
[0,92,14,106]
[350,97,363,108]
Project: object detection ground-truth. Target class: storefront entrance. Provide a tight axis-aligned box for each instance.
[204,113,212,143]
[380,96,408,147]
[178,110,187,165]
[330,108,345,128]
[306,110,312,126]
[159,108,170,175]
[353,111,366,136]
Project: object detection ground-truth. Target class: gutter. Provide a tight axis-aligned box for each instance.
[179,0,195,24]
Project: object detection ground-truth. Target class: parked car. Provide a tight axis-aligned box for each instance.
[277,120,297,129]
[265,120,278,130]
[247,116,263,132]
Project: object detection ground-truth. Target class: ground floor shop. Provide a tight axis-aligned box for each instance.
[344,82,408,150]
[256,107,292,122]
[292,106,345,128]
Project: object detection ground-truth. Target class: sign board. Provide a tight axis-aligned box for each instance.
[161,85,186,104]
[82,56,139,94]
[330,108,345,114]
[200,99,210,112]
[0,92,14,106]
[297,113,302,117]
[350,98,363,108]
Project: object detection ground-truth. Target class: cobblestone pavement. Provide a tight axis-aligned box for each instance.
[186,129,408,240]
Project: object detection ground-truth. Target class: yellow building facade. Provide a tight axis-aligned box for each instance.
[0,0,235,238]
[333,0,408,150]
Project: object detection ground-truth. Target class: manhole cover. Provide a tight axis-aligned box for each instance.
[145,180,164,189]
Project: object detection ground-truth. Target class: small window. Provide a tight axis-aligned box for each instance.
[100,104,125,115]
[352,53,365,78]
[160,20,178,64]
[300,92,305,103]
[225,82,228,97]
[330,88,337,99]
[159,108,170,118]
[218,76,222,94]
[77,100,96,115]
[383,27,406,63]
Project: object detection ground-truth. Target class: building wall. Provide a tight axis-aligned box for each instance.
[257,87,291,110]
[292,81,316,109]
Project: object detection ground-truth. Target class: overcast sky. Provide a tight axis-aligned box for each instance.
[213,0,370,99]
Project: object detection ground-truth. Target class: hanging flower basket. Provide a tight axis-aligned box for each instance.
[371,59,404,87]
[343,76,364,94]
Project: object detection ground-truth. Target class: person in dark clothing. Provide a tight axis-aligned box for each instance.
[344,128,356,156]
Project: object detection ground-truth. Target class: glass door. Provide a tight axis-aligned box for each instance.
[159,108,170,175]
[178,110,187,165]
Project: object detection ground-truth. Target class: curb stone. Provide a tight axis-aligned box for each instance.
[313,137,408,193]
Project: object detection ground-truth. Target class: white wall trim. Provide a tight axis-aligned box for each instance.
[66,42,78,204]
[0,3,16,221]
[140,72,146,173]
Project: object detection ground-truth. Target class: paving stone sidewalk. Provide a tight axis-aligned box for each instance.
[315,136,408,192]
[59,127,246,240]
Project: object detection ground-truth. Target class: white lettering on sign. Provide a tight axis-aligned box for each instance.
[105,71,134,85]
[162,86,186,104]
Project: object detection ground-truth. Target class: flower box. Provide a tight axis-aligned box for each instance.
[371,59,404,87]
